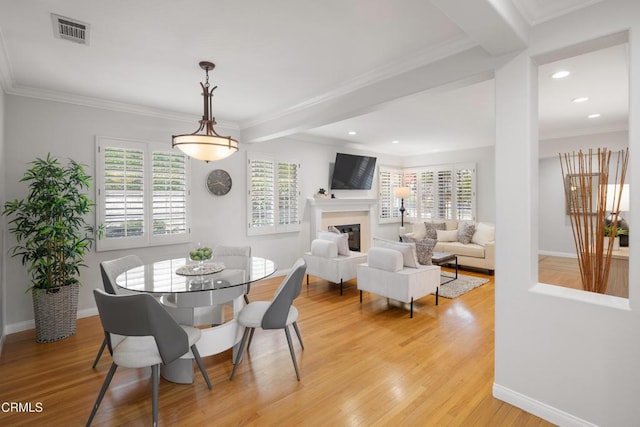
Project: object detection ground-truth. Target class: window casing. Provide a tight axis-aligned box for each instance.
[379,163,476,223]
[96,137,191,251]
[247,153,301,236]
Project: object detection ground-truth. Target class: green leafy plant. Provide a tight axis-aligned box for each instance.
[603,224,628,237]
[3,154,101,291]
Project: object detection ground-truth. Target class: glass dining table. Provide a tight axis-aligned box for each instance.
[115,256,276,384]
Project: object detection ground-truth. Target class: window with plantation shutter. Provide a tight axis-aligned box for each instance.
[437,169,453,219]
[152,151,187,236]
[403,171,418,218]
[393,163,476,223]
[96,137,191,251]
[247,153,301,235]
[419,170,436,219]
[278,161,300,228]
[455,167,474,220]
[378,167,403,223]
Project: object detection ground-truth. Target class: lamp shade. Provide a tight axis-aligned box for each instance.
[172,134,238,162]
[394,186,411,199]
[605,184,630,212]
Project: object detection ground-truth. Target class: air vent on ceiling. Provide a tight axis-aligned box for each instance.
[51,14,90,45]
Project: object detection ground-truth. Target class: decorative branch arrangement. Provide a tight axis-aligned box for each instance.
[559,148,628,294]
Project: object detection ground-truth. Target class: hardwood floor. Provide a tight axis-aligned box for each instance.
[538,255,582,290]
[0,268,555,426]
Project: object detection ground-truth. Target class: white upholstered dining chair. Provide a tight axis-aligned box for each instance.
[230,258,307,381]
[87,289,212,426]
[92,254,143,368]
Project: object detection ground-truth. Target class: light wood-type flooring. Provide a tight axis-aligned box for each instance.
[0,267,556,426]
[538,255,582,290]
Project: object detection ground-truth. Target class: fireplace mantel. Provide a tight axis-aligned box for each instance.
[307,197,377,210]
[307,198,377,252]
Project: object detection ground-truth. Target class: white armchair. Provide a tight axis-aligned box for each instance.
[303,238,367,295]
[357,246,440,318]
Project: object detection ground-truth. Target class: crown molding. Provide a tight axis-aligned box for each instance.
[539,123,628,141]
[513,0,603,27]
[3,84,239,130]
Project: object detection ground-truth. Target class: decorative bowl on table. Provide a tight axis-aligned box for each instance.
[189,246,212,263]
[176,246,225,276]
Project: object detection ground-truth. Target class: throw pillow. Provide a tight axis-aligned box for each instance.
[372,237,419,268]
[457,222,476,244]
[400,235,437,265]
[317,231,350,256]
[471,222,495,246]
[424,221,445,239]
[436,229,458,242]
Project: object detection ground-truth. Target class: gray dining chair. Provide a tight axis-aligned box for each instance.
[87,289,212,426]
[92,255,143,368]
[230,258,307,381]
[213,245,252,303]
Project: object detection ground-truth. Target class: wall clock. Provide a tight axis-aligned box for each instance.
[206,169,232,196]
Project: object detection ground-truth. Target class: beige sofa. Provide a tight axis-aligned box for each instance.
[405,220,495,274]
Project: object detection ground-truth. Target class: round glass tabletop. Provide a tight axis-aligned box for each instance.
[115,256,276,294]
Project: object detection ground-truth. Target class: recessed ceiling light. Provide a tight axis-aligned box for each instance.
[588,113,601,119]
[348,131,357,135]
[391,140,399,144]
[572,97,589,103]
[551,70,571,79]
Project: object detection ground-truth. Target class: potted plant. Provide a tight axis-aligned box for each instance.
[604,224,627,251]
[3,154,100,343]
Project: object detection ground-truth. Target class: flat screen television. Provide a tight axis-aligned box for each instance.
[330,153,377,190]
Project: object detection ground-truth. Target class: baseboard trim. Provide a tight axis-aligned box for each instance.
[5,307,99,335]
[538,250,577,258]
[493,383,597,427]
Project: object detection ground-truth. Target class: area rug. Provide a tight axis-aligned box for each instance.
[438,273,490,299]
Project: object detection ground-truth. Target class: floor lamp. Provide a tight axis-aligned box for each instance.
[394,186,411,228]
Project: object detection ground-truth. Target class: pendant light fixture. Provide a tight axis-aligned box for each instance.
[172,61,239,162]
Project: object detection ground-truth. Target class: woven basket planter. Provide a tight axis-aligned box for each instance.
[32,283,79,343]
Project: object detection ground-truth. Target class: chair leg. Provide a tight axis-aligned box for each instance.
[292,322,304,349]
[91,337,107,369]
[410,297,414,318]
[243,294,250,305]
[246,327,256,351]
[230,327,251,381]
[284,327,301,381]
[435,288,439,306]
[151,364,159,427]
[340,279,343,296]
[191,345,212,390]
[86,362,118,426]
[360,290,362,303]
[306,274,309,286]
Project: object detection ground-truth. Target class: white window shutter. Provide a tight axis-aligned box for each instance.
[96,137,191,251]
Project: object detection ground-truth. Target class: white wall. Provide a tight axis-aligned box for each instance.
[0,85,6,351]
[1,95,404,333]
[403,145,496,223]
[494,1,640,426]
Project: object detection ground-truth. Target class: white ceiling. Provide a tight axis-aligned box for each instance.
[0,0,625,157]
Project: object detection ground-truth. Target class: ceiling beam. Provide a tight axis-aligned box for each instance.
[431,0,530,56]
[241,46,496,143]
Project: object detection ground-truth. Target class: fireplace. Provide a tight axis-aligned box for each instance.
[332,224,361,252]
[308,197,377,253]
